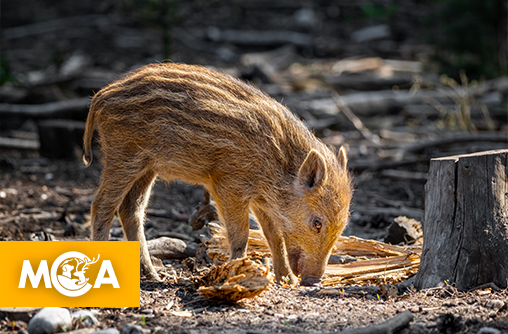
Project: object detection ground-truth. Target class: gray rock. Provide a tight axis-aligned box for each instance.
[478,327,501,334]
[27,307,72,334]
[485,299,505,310]
[71,310,100,326]
[294,8,316,28]
[479,91,502,106]
[351,24,391,43]
[92,328,120,334]
[122,324,150,334]
[216,47,237,63]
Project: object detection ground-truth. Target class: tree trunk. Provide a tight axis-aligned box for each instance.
[414,149,508,290]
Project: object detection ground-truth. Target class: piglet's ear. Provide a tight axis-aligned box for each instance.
[337,146,348,170]
[298,149,327,190]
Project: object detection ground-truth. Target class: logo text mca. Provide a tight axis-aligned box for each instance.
[18,251,119,297]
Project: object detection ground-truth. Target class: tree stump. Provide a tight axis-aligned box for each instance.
[414,149,508,291]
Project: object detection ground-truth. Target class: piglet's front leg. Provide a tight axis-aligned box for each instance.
[251,207,298,285]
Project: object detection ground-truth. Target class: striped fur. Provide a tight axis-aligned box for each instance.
[83,63,352,284]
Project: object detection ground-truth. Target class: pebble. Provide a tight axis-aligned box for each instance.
[293,8,316,28]
[478,327,501,334]
[92,328,120,334]
[122,324,150,334]
[351,24,391,43]
[72,310,100,326]
[479,91,502,106]
[485,299,505,310]
[27,307,72,334]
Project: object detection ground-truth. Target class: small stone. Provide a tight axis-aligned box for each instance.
[92,328,120,334]
[72,310,100,326]
[293,8,316,28]
[351,24,391,43]
[27,307,72,334]
[485,299,505,310]
[122,324,150,334]
[479,91,502,106]
[478,327,501,334]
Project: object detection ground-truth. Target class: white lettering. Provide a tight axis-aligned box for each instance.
[19,260,52,288]
[93,260,120,288]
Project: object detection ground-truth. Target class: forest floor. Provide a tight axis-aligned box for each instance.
[1,154,508,334]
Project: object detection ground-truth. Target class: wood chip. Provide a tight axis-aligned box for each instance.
[196,258,272,302]
[169,310,193,317]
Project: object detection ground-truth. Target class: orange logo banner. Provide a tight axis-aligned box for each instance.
[0,241,140,307]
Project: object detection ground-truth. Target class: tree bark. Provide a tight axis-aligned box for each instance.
[414,149,508,290]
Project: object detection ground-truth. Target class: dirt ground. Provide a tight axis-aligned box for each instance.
[1,150,507,334]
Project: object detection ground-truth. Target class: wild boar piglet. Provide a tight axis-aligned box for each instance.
[83,62,352,286]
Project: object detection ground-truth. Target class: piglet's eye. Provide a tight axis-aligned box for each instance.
[313,218,322,233]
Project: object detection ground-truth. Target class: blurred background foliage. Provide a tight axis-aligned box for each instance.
[120,0,209,60]
[425,0,506,80]
[1,0,506,84]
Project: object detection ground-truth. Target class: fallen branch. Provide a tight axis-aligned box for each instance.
[352,206,424,221]
[318,285,381,296]
[380,169,428,181]
[247,310,414,334]
[3,15,109,40]
[399,131,508,154]
[0,98,90,118]
[348,157,424,171]
[339,310,413,334]
[331,92,380,146]
[325,73,413,91]
[207,28,313,47]
[0,137,39,150]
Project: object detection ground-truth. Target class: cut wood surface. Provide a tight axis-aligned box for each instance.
[415,149,508,290]
[334,235,420,258]
[322,254,420,286]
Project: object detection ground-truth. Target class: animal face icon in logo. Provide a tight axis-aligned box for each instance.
[51,252,100,297]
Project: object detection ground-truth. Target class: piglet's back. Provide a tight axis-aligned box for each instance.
[87,63,330,183]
